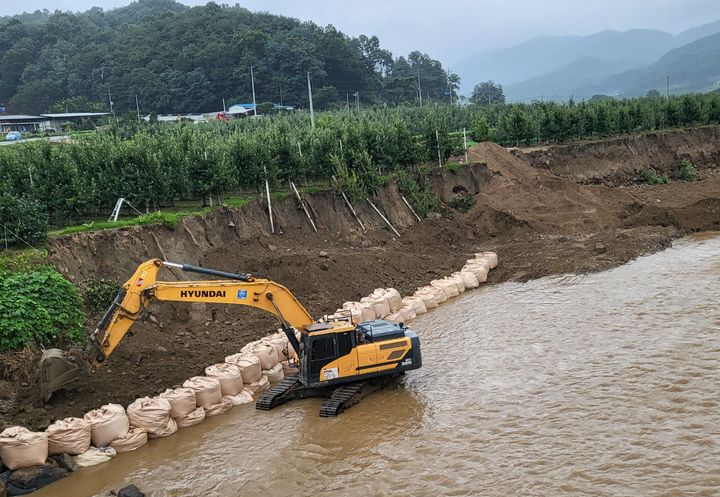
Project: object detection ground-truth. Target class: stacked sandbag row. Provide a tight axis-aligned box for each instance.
[384,252,498,324]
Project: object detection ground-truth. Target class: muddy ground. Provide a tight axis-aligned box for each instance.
[2,126,720,430]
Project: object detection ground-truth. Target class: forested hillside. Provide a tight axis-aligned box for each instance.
[0,0,457,114]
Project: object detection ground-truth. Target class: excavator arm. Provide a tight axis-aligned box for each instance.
[39,259,316,399]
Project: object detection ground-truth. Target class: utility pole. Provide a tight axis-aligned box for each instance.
[250,65,257,116]
[279,82,283,107]
[135,95,141,122]
[666,75,670,102]
[417,68,423,106]
[222,98,227,113]
[447,71,453,105]
[107,88,115,119]
[346,93,350,112]
[307,72,315,129]
[354,92,360,111]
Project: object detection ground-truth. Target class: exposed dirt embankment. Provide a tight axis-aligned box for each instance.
[3,135,720,430]
[520,125,720,185]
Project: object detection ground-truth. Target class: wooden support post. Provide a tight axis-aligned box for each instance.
[367,198,400,237]
[263,165,274,234]
[401,195,422,222]
[291,181,317,232]
[342,192,365,232]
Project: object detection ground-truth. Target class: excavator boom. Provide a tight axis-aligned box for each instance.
[39,259,317,399]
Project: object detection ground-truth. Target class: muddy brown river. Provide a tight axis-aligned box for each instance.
[37,234,720,497]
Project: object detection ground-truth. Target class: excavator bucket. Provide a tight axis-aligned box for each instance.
[38,348,88,401]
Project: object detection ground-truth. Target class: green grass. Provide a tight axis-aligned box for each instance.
[445,161,463,172]
[222,196,253,207]
[51,208,213,236]
[0,248,48,274]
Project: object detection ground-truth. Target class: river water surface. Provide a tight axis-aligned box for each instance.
[38,235,720,497]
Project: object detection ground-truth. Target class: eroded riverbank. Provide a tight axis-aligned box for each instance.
[33,233,720,497]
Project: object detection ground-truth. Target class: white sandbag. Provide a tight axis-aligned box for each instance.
[263,332,294,362]
[205,363,244,396]
[47,417,91,456]
[176,407,206,428]
[0,427,48,470]
[402,296,427,315]
[246,375,270,394]
[475,251,498,269]
[225,353,262,384]
[463,263,489,283]
[398,305,416,321]
[183,376,222,408]
[431,279,459,298]
[242,342,279,370]
[456,270,479,289]
[158,388,196,419]
[385,312,403,323]
[74,446,116,467]
[147,418,178,439]
[358,303,375,322]
[413,290,438,309]
[425,285,447,304]
[467,257,490,271]
[384,288,403,312]
[264,363,285,383]
[204,398,233,417]
[127,397,173,437]
[371,297,391,319]
[447,275,466,293]
[109,427,147,453]
[223,390,254,406]
[84,404,130,448]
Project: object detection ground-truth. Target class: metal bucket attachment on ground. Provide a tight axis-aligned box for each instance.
[38,349,86,401]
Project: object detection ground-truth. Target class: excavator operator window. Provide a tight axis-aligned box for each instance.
[309,336,337,382]
[311,336,336,360]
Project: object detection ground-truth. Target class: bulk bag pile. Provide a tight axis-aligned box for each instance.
[225,354,263,384]
[205,363,244,396]
[109,427,148,453]
[84,404,130,448]
[241,342,279,370]
[175,407,206,428]
[0,427,48,470]
[223,389,254,406]
[46,417,91,456]
[431,279,459,299]
[264,363,284,383]
[126,397,177,439]
[455,271,479,289]
[183,376,222,408]
[204,398,233,417]
[475,251,498,269]
[246,375,270,394]
[158,388,197,419]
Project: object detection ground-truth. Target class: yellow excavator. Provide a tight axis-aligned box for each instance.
[38,259,422,416]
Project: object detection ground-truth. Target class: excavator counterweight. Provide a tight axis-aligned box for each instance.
[37,259,422,415]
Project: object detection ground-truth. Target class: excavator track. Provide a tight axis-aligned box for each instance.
[319,374,400,417]
[255,374,303,411]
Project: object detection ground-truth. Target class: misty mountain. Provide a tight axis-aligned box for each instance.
[590,31,720,97]
[453,29,675,93]
[503,57,641,101]
[455,20,720,97]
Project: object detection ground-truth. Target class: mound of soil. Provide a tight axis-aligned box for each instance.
[3,134,720,430]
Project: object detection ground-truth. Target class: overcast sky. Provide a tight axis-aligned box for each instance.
[2,0,720,64]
